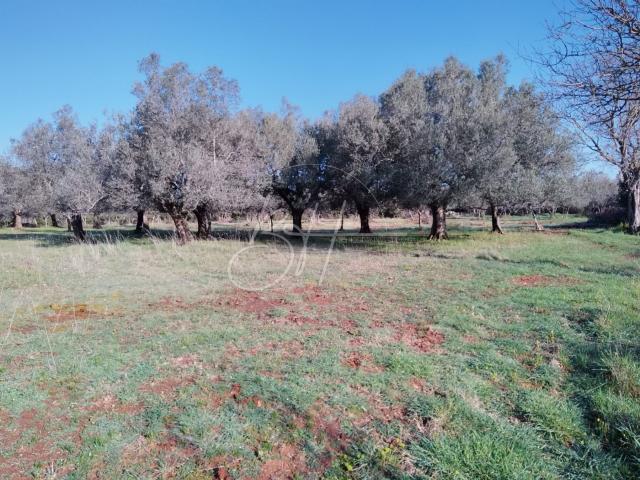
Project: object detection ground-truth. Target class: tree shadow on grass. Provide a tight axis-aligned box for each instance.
[563,306,640,476]
[475,254,640,278]
[0,228,177,247]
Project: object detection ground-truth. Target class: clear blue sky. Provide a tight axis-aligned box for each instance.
[1,0,568,154]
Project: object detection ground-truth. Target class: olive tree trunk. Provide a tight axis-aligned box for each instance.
[194,205,211,239]
[356,204,371,234]
[135,209,148,234]
[50,213,60,228]
[12,211,22,229]
[170,213,192,244]
[291,208,304,233]
[429,204,448,240]
[490,203,503,234]
[70,214,86,241]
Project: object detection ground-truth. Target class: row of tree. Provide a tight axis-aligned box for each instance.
[0,53,613,242]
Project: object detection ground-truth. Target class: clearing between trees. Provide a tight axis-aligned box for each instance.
[0,215,639,479]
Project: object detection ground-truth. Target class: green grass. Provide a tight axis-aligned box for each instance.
[0,216,638,478]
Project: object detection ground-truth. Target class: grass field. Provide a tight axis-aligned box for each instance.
[1,215,639,479]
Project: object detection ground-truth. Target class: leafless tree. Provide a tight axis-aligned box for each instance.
[540,0,640,233]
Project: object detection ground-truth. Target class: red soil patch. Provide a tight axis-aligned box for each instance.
[140,375,195,399]
[258,443,307,480]
[170,354,203,369]
[44,303,100,323]
[151,297,191,311]
[118,433,202,477]
[512,275,579,287]
[229,383,242,400]
[0,408,69,479]
[294,285,333,306]
[394,323,445,352]
[218,290,290,315]
[44,303,114,323]
[342,351,384,373]
[85,394,144,415]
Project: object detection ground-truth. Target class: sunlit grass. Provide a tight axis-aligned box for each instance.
[0,216,638,478]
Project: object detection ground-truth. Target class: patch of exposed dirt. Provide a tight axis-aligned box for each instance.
[342,351,384,372]
[258,443,308,480]
[151,297,191,311]
[85,394,144,415]
[44,303,115,323]
[217,290,290,315]
[170,354,203,369]
[139,375,195,400]
[394,323,445,352]
[0,408,70,479]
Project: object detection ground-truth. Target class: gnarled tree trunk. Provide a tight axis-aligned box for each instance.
[135,209,148,234]
[356,204,371,234]
[291,208,304,233]
[429,204,448,240]
[71,214,86,241]
[170,213,192,243]
[490,203,503,234]
[12,211,22,229]
[50,213,60,228]
[194,205,211,239]
[628,178,640,234]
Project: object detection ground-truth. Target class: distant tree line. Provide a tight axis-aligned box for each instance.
[0,53,621,242]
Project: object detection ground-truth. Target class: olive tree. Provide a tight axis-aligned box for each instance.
[261,103,324,232]
[382,58,481,239]
[130,53,240,242]
[10,118,61,226]
[50,107,105,240]
[329,95,389,233]
[0,158,29,228]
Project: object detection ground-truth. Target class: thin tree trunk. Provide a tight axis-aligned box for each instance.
[490,203,504,234]
[628,178,640,234]
[194,205,211,239]
[66,216,72,232]
[532,211,544,231]
[270,214,274,233]
[12,211,22,229]
[418,211,422,230]
[169,212,193,244]
[429,204,448,240]
[356,204,371,234]
[135,209,148,234]
[291,208,304,232]
[50,213,60,228]
[71,214,86,241]
[339,211,345,232]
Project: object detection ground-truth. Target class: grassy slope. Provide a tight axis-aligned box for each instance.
[0,217,638,479]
